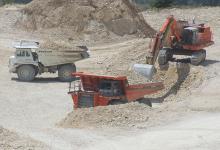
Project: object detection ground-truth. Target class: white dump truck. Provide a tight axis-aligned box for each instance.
[9,41,90,82]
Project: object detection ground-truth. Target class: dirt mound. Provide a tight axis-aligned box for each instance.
[59,64,203,129]
[98,39,149,84]
[59,65,203,129]
[148,63,204,102]
[18,0,155,39]
[59,102,151,128]
[60,38,204,129]
[0,126,49,150]
[76,39,152,84]
[78,38,203,86]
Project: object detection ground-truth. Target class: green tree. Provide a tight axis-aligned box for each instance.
[150,0,174,8]
[3,0,15,4]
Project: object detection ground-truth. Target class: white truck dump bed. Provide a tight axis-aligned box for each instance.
[36,49,86,66]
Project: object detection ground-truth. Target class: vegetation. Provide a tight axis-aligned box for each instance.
[3,0,15,4]
[150,0,174,8]
[1,0,32,4]
[132,0,220,8]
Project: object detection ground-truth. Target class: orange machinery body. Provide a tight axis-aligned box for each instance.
[158,15,214,50]
[147,16,214,66]
[69,72,164,108]
[182,25,213,50]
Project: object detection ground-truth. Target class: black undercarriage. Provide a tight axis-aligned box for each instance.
[158,48,206,66]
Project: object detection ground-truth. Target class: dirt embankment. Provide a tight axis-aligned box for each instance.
[59,102,151,128]
[0,126,49,150]
[58,38,204,129]
[17,0,155,42]
[58,63,203,129]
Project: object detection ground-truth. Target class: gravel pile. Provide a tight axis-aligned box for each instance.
[60,39,204,129]
[59,102,151,128]
[17,0,155,42]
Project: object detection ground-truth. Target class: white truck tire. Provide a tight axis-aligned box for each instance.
[17,65,36,81]
[58,64,76,82]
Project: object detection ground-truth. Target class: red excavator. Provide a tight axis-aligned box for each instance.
[68,72,164,108]
[134,15,214,79]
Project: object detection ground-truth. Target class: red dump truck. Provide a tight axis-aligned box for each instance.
[68,72,164,108]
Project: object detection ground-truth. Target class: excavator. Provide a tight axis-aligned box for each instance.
[134,15,214,79]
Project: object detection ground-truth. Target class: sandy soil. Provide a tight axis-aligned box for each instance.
[0,5,220,150]
[0,126,49,150]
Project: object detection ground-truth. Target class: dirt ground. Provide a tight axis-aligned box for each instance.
[0,126,48,150]
[0,5,220,150]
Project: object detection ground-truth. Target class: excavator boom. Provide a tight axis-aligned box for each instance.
[134,16,178,79]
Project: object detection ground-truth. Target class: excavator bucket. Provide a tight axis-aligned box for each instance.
[133,64,156,80]
[133,17,177,80]
[133,34,161,80]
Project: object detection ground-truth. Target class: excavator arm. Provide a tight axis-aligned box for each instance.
[133,15,180,79]
[147,15,180,65]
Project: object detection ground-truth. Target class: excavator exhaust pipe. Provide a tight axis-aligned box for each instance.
[133,64,156,80]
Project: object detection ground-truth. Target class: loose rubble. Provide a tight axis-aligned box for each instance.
[59,102,151,128]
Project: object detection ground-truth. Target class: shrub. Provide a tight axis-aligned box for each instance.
[150,0,174,8]
[3,0,15,4]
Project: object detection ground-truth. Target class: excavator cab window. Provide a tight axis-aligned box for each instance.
[198,27,205,33]
[182,27,198,45]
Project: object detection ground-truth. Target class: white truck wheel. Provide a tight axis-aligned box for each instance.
[58,64,76,82]
[17,65,36,81]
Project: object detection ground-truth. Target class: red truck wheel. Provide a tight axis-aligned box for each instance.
[138,98,152,107]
